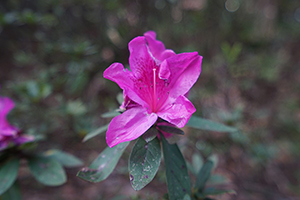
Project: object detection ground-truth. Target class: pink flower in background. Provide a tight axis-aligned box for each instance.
[104,31,202,147]
[0,93,34,151]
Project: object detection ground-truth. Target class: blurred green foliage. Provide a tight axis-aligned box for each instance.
[0,0,300,199]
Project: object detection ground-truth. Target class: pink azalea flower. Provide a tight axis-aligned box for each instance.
[103,31,202,147]
[0,92,34,151]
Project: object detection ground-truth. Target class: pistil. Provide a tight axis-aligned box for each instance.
[153,68,157,112]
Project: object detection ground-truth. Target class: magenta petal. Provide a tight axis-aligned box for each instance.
[128,36,153,73]
[144,31,175,64]
[158,60,170,80]
[163,52,202,105]
[0,97,15,115]
[106,106,158,147]
[103,62,149,109]
[157,95,196,128]
[0,97,15,129]
[128,36,159,75]
[127,37,163,110]
[119,91,139,110]
[143,31,157,41]
[14,135,34,145]
[103,63,134,91]
[0,127,18,136]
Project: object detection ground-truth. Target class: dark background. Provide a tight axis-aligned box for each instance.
[0,0,300,199]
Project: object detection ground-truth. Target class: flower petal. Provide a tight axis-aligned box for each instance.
[144,31,175,64]
[160,52,202,107]
[14,134,35,145]
[127,37,164,110]
[158,60,170,80]
[106,106,158,147]
[0,97,15,115]
[119,91,139,111]
[157,95,196,128]
[0,127,18,136]
[103,62,149,109]
[128,36,157,75]
[0,97,16,131]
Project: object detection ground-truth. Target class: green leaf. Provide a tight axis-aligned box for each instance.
[221,42,242,65]
[187,154,204,175]
[207,154,218,171]
[186,162,196,175]
[161,134,191,200]
[77,142,129,182]
[101,110,121,118]
[28,156,67,186]
[157,125,184,135]
[186,116,237,132]
[208,174,227,185]
[129,137,161,191]
[116,93,123,105]
[0,158,19,195]
[82,124,109,142]
[192,154,204,174]
[66,100,87,116]
[45,149,83,168]
[195,160,214,192]
[142,127,158,143]
[1,182,21,200]
[182,194,191,200]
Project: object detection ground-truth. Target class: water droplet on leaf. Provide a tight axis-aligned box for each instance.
[129,174,134,182]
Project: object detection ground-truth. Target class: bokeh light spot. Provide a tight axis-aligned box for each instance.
[294,7,300,22]
[225,0,240,13]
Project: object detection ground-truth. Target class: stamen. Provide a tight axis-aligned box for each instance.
[153,68,157,112]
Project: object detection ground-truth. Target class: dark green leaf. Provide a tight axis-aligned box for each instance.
[129,137,161,191]
[186,116,237,132]
[161,134,191,200]
[77,142,129,182]
[101,110,121,118]
[142,127,158,143]
[28,156,66,186]
[0,158,19,195]
[82,124,109,142]
[1,182,21,200]
[157,125,184,135]
[163,193,169,200]
[195,160,214,192]
[45,149,83,168]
